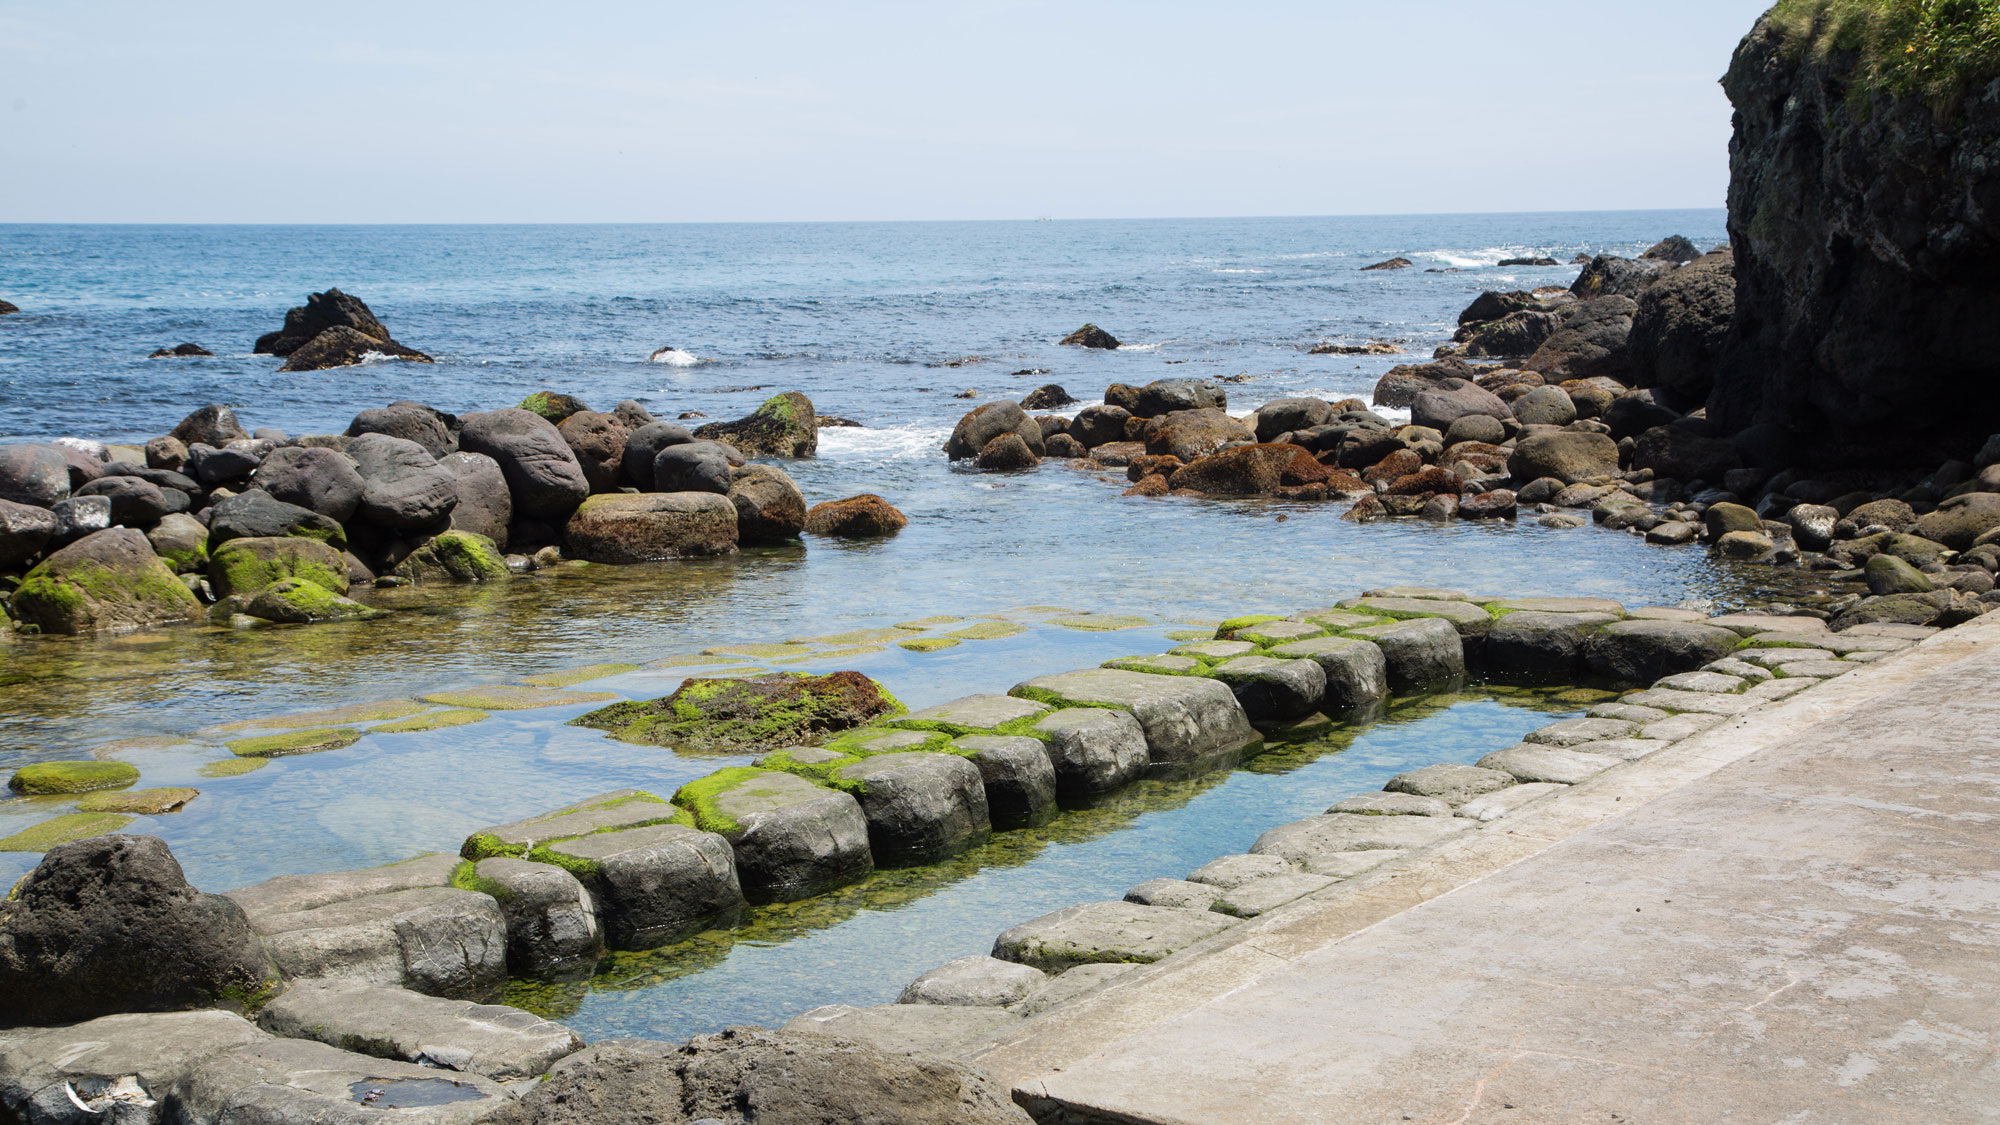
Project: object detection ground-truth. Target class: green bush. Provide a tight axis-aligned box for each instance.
[1772,0,2000,108]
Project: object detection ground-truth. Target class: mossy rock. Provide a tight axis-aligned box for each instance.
[1162,628,1213,642]
[570,670,905,753]
[199,757,269,778]
[392,531,509,584]
[948,621,1026,641]
[200,700,427,738]
[207,536,350,599]
[8,760,140,795]
[76,787,199,814]
[691,391,817,458]
[1049,614,1153,632]
[12,528,206,636]
[0,813,135,852]
[756,746,864,785]
[373,708,490,733]
[518,391,591,423]
[460,789,686,861]
[786,628,921,646]
[420,686,619,711]
[770,645,886,664]
[822,727,955,757]
[245,578,378,624]
[702,642,818,660]
[523,663,641,688]
[1213,614,1285,639]
[1102,654,1203,676]
[226,727,364,758]
[895,616,965,629]
[899,637,961,653]
[649,654,752,669]
[668,765,812,837]
[991,605,1079,619]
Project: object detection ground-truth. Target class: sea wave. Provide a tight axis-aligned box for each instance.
[1426,250,1503,269]
[1211,268,1266,274]
[648,347,703,367]
[815,423,953,462]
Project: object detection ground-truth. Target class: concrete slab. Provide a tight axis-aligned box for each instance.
[974,610,2000,1125]
[992,901,1239,973]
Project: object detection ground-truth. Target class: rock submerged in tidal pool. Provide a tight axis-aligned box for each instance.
[725,462,807,544]
[12,527,205,636]
[1059,323,1120,349]
[148,342,213,358]
[571,670,904,752]
[563,492,738,563]
[803,493,907,538]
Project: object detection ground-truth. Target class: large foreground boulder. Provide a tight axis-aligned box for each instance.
[563,492,738,563]
[0,835,276,1027]
[346,432,459,529]
[11,527,204,635]
[694,392,817,458]
[485,1027,1032,1125]
[1508,431,1621,485]
[1411,379,1510,434]
[726,463,807,545]
[0,443,71,508]
[458,409,591,518]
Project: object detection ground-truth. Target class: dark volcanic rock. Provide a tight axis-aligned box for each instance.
[1373,358,1477,408]
[278,326,433,372]
[459,408,591,518]
[441,451,513,546]
[149,343,214,358]
[1059,323,1120,348]
[1569,255,1666,300]
[557,410,631,493]
[74,475,170,528]
[253,288,389,356]
[803,494,907,538]
[0,498,58,569]
[1641,235,1702,264]
[1361,257,1413,271]
[254,446,365,523]
[693,392,817,458]
[1628,249,1735,410]
[1133,378,1225,418]
[1711,14,2000,466]
[346,432,459,529]
[1411,379,1511,434]
[346,401,457,460]
[1524,296,1638,380]
[623,422,697,490]
[206,490,346,549]
[0,443,71,508]
[1019,384,1075,410]
[0,835,275,1027]
[171,405,250,449]
[947,401,1045,461]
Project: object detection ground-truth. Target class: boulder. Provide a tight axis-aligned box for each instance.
[254,289,390,355]
[1266,636,1389,714]
[440,451,512,546]
[1865,553,1935,595]
[946,401,1044,461]
[1019,384,1075,410]
[254,446,365,522]
[1603,390,1682,440]
[1362,257,1413,271]
[1141,408,1254,462]
[1133,378,1224,418]
[180,1037,509,1123]
[1253,397,1334,442]
[1059,323,1120,348]
[346,402,457,460]
[1913,493,2000,550]
[1837,498,1919,538]
[1017,669,1260,773]
[620,422,696,490]
[1069,405,1133,448]
[1168,443,1328,496]
[11,527,205,635]
[170,405,249,448]
[1461,309,1564,358]
[1344,618,1465,691]
[486,1027,1032,1125]
[572,670,900,752]
[244,577,375,623]
[1506,431,1620,485]
[1385,763,1516,806]
[205,490,346,549]
[256,978,581,1081]
[0,1010,269,1123]
[803,494,907,537]
[1207,656,1326,722]
[1445,414,1509,447]
[0,443,70,508]
[518,392,592,424]
[278,325,433,371]
[954,735,1058,828]
[1583,620,1738,684]
[652,442,735,494]
[72,475,168,528]
[725,462,807,544]
[470,857,602,971]
[1485,611,1618,682]
[208,536,350,598]
[556,410,629,492]
[457,409,591,519]
[1628,249,1735,409]
[899,955,1047,1008]
[541,823,744,949]
[146,435,189,472]
[831,753,991,865]
[674,768,872,902]
[1510,385,1577,426]
[1410,379,1510,433]
[0,498,58,570]
[994,900,1235,973]
[0,835,275,1027]
[1374,358,1476,408]
[976,432,1041,471]
[562,492,737,563]
[693,391,818,458]
[1642,235,1702,263]
[389,531,508,583]
[1523,296,1638,380]
[346,432,459,529]
[1569,255,1666,300]
[1031,708,1150,797]
[46,495,112,547]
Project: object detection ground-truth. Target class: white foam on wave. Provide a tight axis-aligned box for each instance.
[1115,341,1165,352]
[1428,250,1500,269]
[648,348,703,367]
[357,350,400,365]
[1211,268,1266,274]
[815,423,953,462]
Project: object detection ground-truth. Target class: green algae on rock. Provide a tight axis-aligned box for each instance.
[786,628,922,647]
[769,645,886,664]
[391,531,510,583]
[0,812,135,852]
[199,700,428,738]
[8,760,140,795]
[225,727,365,758]
[649,654,753,669]
[76,786,199,814]
[244,577,378,624]
[899,637,961,653]
[1049,614,1153,632]
[896,616,966,629]
[11,528,206,636]
[207,536,350,599]
[571,670,905,752]
[702,642,818,660]
[692,391,817,458]
[199,757,269,778]
[460,789,686,861]
[517,390,591,423]
[420,686,619,710]
[372,708,490,733]
[948,621,1026,641]
[523,663,641,688]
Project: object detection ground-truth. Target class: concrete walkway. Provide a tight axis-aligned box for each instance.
[973,614,2000,1123]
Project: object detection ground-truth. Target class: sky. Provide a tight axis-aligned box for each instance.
[0,0,1776,224]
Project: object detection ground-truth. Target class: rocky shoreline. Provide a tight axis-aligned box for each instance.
[0,587,1946,1123]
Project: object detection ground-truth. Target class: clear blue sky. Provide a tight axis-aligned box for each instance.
[0,0,1775,223]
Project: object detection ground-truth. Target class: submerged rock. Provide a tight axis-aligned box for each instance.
[575,670,903,752]
[563,493,738,563]
[803,494,907,538]
[279,325,433,372]
[1059,323,1120,349]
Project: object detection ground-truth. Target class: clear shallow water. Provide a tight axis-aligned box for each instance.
[0,212,1828,1039]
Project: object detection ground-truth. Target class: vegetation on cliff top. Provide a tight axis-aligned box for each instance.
[1770,0,2000,107]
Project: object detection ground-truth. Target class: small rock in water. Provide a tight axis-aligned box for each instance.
[148,343,213,358]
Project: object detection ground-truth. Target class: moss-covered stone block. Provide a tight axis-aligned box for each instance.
[225,727,364,758]
[1214,614,1285,639]
[9,760,140,795]
[76,787,199,814]
[373,708,490,733]
[1049,614,1152,632]
[522,663,641,688]
[898,637,961,653]
[420,686,619,710]
[199,757,269,778]
[392,531,510,584]
[207,536,350,599]
[570,670,905,752]
[948,621,1026,641]
[199,700,427,739]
